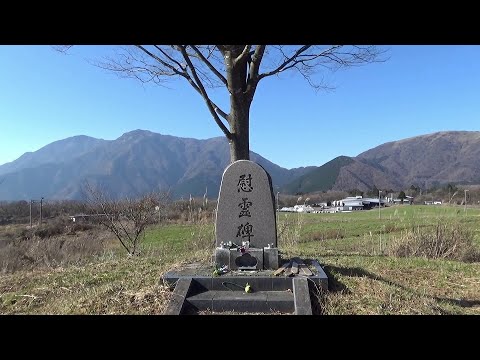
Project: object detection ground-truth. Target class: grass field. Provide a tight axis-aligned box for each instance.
[283,204,480,250]
[0,205,479,314]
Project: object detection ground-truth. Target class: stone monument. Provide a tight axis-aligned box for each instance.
[215,160,279,270]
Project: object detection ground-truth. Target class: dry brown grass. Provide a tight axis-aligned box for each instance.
[304,229,346,242]
[308,255,480,315]
[0,223,112,273]
[278,213,305,249]
[183,214,215,264]
[0,255,178,314]
[387,221,480,262]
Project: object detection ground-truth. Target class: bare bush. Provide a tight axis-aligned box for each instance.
[68,222,93,233]
[387,221,480,262]
[33,218,70,239]
[85,182,170,256]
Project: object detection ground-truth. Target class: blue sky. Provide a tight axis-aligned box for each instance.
[0,45,479,169]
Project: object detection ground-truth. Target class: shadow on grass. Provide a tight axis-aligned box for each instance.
[436,298,480,308]
[321,253,384,259]
[324,264,403,292]
[323,264,478,312]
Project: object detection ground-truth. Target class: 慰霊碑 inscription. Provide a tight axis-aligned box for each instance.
[216,160,277,249]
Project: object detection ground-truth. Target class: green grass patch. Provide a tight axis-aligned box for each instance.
[144,224,197,248]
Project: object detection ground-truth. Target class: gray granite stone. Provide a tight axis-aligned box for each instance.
[309,259,329,291]
[215,160,277,249]
[293,277,312,315]
[191,277,212,292]
[214,247,230,269]
[231,248,264,270]
[272,277,293,291]
[263,247,279,270]
[266,291,295,313]
[186,291,214,312]
[163,277,193,315]
[211,291,269,313]
[211,276,273,291]
[215,247,264,270]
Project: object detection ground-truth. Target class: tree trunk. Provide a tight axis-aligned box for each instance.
[225,46,252,163]
[229,99,250,162]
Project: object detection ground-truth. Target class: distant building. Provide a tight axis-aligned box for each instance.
[293,205,315,213]
[279,205,315,213]
[328,196,382,212]
[69,213,111,222]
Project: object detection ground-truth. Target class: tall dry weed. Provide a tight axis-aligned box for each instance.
[387,221,480,262]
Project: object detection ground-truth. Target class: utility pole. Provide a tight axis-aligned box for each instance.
[39,197,44,225]
[276,192,280,225]
[378,190,382,220]
[464,189,469,214]
[29,200,33,228]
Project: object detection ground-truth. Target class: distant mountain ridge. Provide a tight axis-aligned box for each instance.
[0,135,107,176]
[282,131,480,194]
[1,130,479,200]
[0,130,314,200]
[356,131,480,188]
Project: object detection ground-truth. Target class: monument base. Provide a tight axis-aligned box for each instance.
[263,247,279,270]
[215,247,279,270]
[162,258,329,315]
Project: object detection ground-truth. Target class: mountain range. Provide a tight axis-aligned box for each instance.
[0,130,479,200]
[284,131,480,194]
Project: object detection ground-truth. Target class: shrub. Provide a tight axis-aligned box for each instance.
[71,222,93,233]
[387,221,480,262]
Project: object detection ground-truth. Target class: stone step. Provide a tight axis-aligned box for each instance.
[187,290,294,314]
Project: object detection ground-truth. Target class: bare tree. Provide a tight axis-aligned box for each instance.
[84,182,170,256]
[56,45,386,162]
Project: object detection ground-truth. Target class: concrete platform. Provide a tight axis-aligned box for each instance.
[187,289,294,313]
[162,258,328,315]
[163,258,327,291]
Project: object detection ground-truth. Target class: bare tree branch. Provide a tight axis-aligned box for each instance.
[249,45,266,81]
[136,45,186,78]
[216,45,227,56]
[258,45,313,79]
[245,45,266,99]
[136,46,230,124]
[234,45,252,64]
[257,45,386,92]
[214,106,229,120]
[52,45,73,53]
[154,45,187,72]
[179,45,232,139]
[190,45,227,85]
